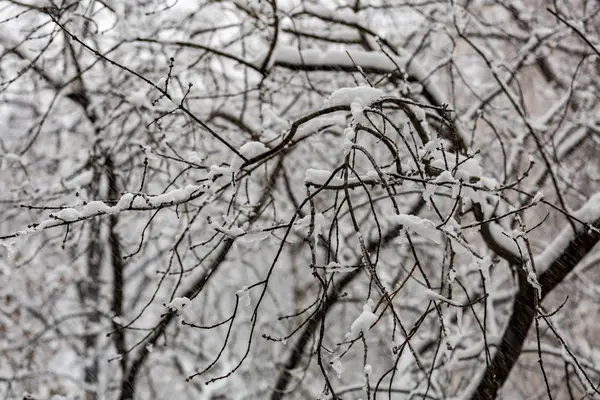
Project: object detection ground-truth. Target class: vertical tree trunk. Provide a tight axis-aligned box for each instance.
[81,216,103,400]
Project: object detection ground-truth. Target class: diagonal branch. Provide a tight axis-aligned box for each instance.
[471,196,600,399]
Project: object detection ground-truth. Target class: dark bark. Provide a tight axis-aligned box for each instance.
[471,217,600,399]
[106,155,128,374]
[80,183,104,400]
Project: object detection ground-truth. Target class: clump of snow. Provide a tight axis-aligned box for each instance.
[343,126,355,156]
[231,141,268,171]
[84,201,114,215]
[350,100,367,124]
[207,165,234,186]
[305,169,335,185]
[346,299,378,341]
[364,364,373,376]
[423,170,459,200]
[325,86,385,107]
[239,141,267,158]
[394,214,441,244]
[35,183,208,232]
[271,45,408,76]
[52,208,82,222]
[166,297,191,316]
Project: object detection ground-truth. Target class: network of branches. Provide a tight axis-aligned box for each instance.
[0,1,599,400]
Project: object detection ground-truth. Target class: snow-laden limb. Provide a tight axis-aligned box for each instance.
[486,222,528,262]
[535,192,600,274]
[270,46,408,74]
[2,183,212,239]
[471,192,600,400]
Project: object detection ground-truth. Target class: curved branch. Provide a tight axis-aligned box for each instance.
[471,213,600,399]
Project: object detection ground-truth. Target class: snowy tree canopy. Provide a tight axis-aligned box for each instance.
[1,1,599,399]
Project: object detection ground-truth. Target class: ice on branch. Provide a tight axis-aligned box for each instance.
[345,299,378,341]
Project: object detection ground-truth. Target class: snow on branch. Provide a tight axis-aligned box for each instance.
[269,46,408,74]
[1,184,212,239]
[535,191,600,273]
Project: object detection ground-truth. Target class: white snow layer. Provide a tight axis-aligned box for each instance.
[166,297,191,316]
[394,214,441,244]
[16,184,209,236]
[326,86,385,107]
[534,192,600,274]
[346,299,378,341]
[239,141,268,158]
